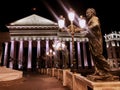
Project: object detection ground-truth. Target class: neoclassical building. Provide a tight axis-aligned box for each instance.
[104,31,120,69]
[1,14,93,72]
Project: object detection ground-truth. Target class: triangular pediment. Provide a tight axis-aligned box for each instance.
[10,14,57,26]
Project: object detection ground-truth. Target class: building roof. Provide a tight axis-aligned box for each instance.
[9,14,57,26]
[6,14,87,41]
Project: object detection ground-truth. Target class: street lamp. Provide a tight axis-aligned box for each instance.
[53,40,66,51]
[58,8,86,73]
[46,49,55,68]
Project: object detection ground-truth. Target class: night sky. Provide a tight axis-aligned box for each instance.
[0,0,120,34]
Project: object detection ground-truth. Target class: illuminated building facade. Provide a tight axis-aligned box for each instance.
[1,14,93,72]
[104,31,120,69]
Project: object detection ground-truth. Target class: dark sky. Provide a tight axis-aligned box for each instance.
[0,0,120,34]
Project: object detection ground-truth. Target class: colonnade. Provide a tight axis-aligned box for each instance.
[1,38,94,71]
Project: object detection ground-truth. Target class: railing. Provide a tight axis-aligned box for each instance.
[65,70,73,90]
[40,68,120,90]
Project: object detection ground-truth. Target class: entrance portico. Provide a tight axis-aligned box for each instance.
[1,14,93,72]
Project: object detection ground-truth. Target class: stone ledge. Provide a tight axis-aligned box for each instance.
[0,66,23,81]
[77,75,120,90]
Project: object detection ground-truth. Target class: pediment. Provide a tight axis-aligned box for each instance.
[10,14,57,26]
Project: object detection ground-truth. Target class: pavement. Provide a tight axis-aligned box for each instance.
[0,72,70,90]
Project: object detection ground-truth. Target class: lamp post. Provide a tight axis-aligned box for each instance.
[46,49,55,68]
[58,9,86,73]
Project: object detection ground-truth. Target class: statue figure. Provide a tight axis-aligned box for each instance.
[81,8,119,81]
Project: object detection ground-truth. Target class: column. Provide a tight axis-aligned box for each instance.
[111,41,117,58]
[83,41,88,67]
[18,40,23,69]
[37,40,41,68]
[27,39,32,69]
[46,39,49,68]
[70,41,73,67]
[3,42,9,66]
[37,40,41,58]
[9,40,15,68]
[77,41,82,68]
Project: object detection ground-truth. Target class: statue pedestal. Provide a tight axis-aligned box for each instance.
[87,74,119,82]
[76,75,120,90]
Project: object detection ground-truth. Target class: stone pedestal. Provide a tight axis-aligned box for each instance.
[88,79,120,90]
[62,69,70,86]
[75,75,120,90]
[87,75,119,82]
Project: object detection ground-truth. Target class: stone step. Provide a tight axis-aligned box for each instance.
[0,66,23,81]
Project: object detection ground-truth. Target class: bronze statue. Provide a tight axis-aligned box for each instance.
[82,8,119,81]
